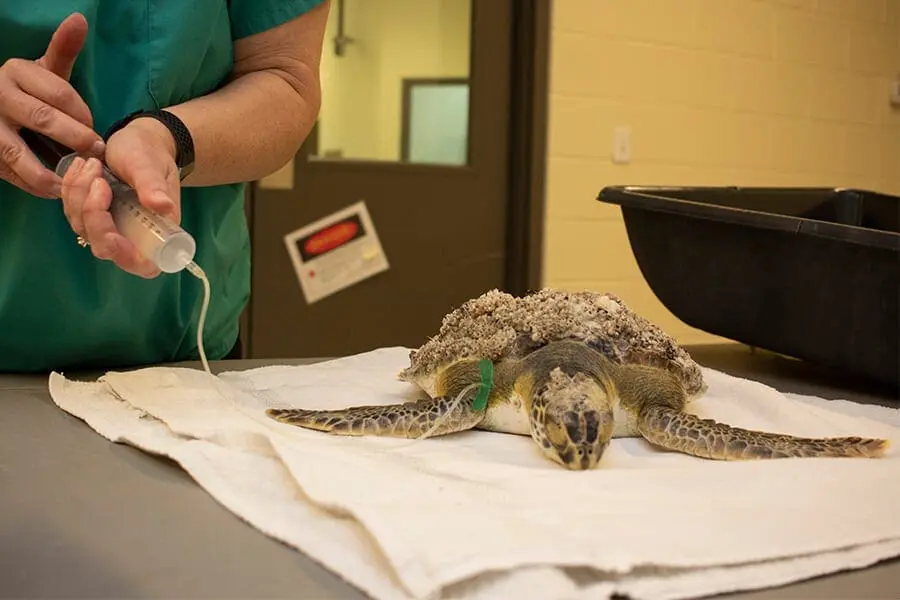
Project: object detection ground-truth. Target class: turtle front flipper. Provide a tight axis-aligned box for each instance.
[636,404,889,459]
[267,392,485,438]
[267,358,490,439]
[617,364,890,460]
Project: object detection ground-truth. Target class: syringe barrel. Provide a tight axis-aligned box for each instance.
[56,153,196,273]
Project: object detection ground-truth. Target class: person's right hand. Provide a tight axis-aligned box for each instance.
[0,12,105,199]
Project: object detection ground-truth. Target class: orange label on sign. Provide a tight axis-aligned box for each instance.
[303,221,359,256]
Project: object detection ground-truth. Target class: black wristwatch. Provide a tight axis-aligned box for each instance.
[104,109,195,180]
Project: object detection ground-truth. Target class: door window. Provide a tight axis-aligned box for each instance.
[313,0,472,167]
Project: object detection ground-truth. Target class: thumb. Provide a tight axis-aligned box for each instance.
[116,158,181,223]
[38,13,88,80]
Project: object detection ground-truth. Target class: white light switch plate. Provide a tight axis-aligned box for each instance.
[612,126,631,164]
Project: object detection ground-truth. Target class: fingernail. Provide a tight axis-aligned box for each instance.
[153,191,175,212]
[67,157,84,178]
[140,262,161,279]
[86,158,103,177]
[91,140,106,156]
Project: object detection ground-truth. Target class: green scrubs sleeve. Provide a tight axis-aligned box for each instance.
[228,0,328,40]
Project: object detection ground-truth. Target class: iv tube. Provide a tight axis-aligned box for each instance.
[55,153,197,274]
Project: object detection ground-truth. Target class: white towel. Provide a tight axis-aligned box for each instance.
[48,347,900,600]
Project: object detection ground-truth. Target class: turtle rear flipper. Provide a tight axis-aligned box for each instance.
[636,404,890,460]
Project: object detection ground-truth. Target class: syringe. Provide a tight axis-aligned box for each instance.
[18,127,197,274]
[54,153,197,274]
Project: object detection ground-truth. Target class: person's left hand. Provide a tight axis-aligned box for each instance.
[60,116,180,278]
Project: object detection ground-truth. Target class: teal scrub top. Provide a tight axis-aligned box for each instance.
[0,0,324,373]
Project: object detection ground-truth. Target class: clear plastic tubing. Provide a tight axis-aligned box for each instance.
[55,153,196,274]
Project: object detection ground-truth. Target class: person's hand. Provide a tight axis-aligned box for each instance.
[0,13,105,198]
[60,116,181,278]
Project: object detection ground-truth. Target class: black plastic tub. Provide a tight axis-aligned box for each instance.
[597,186,900,390]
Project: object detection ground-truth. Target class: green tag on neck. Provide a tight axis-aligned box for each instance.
[472,359,493,411]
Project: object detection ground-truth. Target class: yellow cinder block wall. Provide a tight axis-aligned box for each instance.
[542,0,900,345]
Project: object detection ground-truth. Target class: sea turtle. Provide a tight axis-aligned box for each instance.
[266,288,889,469]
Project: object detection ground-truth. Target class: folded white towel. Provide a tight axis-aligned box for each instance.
[48,347,900,600]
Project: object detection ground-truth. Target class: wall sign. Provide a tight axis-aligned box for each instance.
[283,201,390,304]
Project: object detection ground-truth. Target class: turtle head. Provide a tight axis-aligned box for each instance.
[529,369,614,470]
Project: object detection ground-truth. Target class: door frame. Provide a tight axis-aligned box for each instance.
[505,0,550,295]
[239,0,550,357]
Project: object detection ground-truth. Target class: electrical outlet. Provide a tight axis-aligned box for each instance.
[612,126,631,164]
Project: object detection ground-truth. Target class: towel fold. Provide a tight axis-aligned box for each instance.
[48,347,900,600]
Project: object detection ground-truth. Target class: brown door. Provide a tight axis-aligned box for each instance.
[244,0,547,359]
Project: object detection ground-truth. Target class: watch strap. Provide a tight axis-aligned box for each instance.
[104,109,195,179]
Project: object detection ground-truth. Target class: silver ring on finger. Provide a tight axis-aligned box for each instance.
[76,235,90,247]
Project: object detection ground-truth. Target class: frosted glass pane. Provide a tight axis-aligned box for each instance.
[406,83,469,165]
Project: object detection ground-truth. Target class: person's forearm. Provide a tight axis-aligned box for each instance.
[162,68,319,187]
[141,3,329,188]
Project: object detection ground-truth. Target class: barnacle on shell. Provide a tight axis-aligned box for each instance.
[399,288,706,397]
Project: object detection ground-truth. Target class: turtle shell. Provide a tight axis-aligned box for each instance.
[399,288,707,398]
